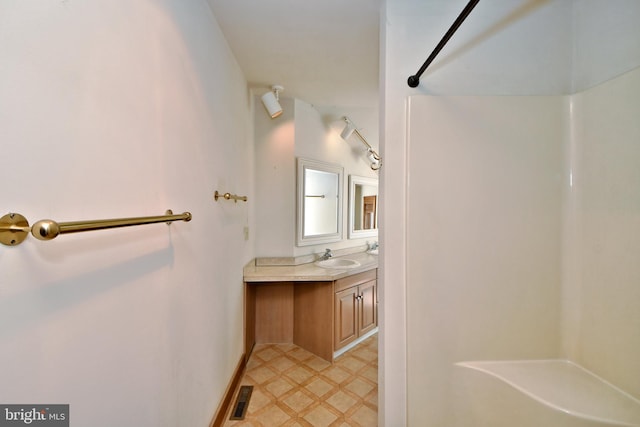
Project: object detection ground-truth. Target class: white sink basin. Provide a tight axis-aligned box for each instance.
[315,258,361,269]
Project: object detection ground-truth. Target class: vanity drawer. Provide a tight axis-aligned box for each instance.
[334,269,377,293]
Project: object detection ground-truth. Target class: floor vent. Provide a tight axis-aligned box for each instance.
[229,385,253,420]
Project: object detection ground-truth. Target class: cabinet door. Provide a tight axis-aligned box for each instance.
[334,287,358,350]
[358,280,377,336]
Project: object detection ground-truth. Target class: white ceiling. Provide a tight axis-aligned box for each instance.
[206,0,640,109]
[206,0,380,109]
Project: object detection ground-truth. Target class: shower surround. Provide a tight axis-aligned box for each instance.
[405,67,640,425]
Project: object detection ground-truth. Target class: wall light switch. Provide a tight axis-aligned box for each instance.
[243,226,249,241]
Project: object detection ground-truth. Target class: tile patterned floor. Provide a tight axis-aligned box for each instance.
[223,334,378,427]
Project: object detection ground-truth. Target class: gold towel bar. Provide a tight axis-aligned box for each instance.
[0,210,192,246]
[214,191,247,203]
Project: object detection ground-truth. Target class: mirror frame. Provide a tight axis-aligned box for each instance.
[296,157,344,247]
[348,175,379,239]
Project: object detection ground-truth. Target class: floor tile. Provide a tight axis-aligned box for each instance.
[305,378,334,398]
[282,390,315,413]
[259,405,292,425]
[246,365,277,384]
[336,356,367,374]
[270,355,297,372]
[265,377,295,398]
[224,334,377,426]
[344,378,375,399]
[325,390,357,414]
[255,346,281,362]
[285,365,315,384]
[351,404,377,427]
[304,357,332,372]
[302,405,338,427]
[320,366,352,385]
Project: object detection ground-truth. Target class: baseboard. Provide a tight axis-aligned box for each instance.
[209,353,247,427]
[333,327,378,359]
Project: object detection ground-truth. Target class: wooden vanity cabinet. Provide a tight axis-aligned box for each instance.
[334,269,377,351]
[245,268,377,362]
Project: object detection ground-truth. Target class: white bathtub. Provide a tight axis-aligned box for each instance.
[452,360,640,427]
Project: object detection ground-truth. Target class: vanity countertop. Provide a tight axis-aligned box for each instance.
[244,251,378,282]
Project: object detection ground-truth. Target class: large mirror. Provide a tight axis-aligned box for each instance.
[296,158,344,246]
[348,175,378,239]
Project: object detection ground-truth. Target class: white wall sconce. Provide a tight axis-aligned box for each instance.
[261,85,284,118]
[340,116,382,170]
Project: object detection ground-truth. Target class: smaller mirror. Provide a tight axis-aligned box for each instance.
[297,158,344,246]
[348,175,378,239]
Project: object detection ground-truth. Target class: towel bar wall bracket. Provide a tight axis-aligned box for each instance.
[0,210,192,246]
[214,191,247,203]
[0,212,30,246]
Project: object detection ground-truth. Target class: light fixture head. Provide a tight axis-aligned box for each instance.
[367,149,382,170]
[261,85,284,119]
[340,117,357,140]
[339,116,382,170]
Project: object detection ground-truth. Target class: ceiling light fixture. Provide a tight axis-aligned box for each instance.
[340,116,382,170]
[340,119,356,140]
[261,85,284,119]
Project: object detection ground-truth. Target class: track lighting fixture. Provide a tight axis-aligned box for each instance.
[340,119,356,140]
[261,85,284,119]
[340,116,382,170]
[366,148,381,170]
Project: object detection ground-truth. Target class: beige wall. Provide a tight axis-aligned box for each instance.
[0,1,252,425]
[253,97,379,259]
[254,97,297,256]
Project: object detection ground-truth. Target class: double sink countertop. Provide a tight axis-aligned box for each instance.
[243,251,379,282]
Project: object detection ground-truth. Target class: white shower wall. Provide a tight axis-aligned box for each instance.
[382,2,640,425]
[404,68,640,425]
[406,95,565,426]
[569,67,640,398]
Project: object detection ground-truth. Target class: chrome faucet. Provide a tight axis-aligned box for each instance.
[369,241,379,251]
[320,248,333,260]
